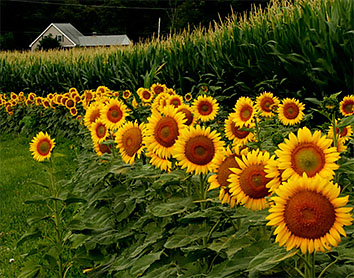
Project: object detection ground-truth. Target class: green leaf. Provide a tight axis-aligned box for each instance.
[208,234,253,258]
[164,225,209,249]
[18,262,41,278]
[17,230,42,247]
[26,213,52,226]
[149,197,194,217]
[129,251,163,276]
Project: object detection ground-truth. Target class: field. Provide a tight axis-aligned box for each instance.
[0,0,354,277]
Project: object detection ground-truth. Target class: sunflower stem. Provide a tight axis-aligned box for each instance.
[318,257,338,278]
[303,251,316,278]
[254,114,262,149]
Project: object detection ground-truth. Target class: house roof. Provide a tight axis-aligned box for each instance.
[78,35,131,46]
[29,23,131,48]
[29,23,84,48]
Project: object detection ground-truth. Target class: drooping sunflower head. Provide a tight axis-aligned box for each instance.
[228,149,273,211]
[275,127,340,182]
[144,105,186,159]
[192,95,219,122]
[146,149,172,172]
[277,98,305,126]
[101,98,128,130]
[93,140,113,156]
[339,95,354,116]
[233,96,255,127]
[84,102,103,129]
[137,87,154,103]
[224,112,255,146]
[150,83,167,95]
[151,92,169,113]
[176,104,196,127]
[264,156,283,193]
[256,91,280,117]
[173,125,224,175]
[29,131,55,162]
[115,121,145,164]
[90,119,109,143]
[96,86,110,96]
[266,174,353,254]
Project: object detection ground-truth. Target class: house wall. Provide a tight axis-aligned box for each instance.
[31,26,75,50]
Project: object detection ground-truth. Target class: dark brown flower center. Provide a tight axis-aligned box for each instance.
[154,117,179,148]
[177,108,193,126]
[185,135,215,165]
[284,190,335,239]
[231,122,250,139]
[283,103,299,119]
[217,155,239,187]
[107,105,123,123]
[198,101,213,116]
[122,127,142,156]
[260,97,274,112]
[240,105,253,121]
[37,140,51,156]
[96,124,107,138]
[239,165,270,199]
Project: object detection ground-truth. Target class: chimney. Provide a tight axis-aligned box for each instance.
[92,32,97,37]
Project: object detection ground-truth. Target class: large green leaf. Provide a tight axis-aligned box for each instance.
[149,197,194,217]
[164,225,209,249]
[129,250,163,277]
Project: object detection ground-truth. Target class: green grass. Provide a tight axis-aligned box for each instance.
[0,133,78,277]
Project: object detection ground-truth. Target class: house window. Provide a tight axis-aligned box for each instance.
[56,35,63,42]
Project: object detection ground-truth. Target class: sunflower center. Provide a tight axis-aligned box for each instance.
[284,190,335,239]
[343,102,353,113]
[260,97,274,112]
[240,106,252,121]
[98,143,112,154]
[217,155,238,187]
[178,108,193,126]
[291,143,325,177]
[66,99,75,108]
[239,165,270,199]
[154,117,179,148]
[142,91,151,100]
[336,127,348,137]
[122,127,142,156]
[154,86,164,94]
[37,140,51,156]
[96,124,106,138]
[185,135,215,166]
[171,98,181,107]
[283,103,299,119]
[89,109,101,124]
[107,105,123,123]
[198,101,212,115]
[231,123,249,139]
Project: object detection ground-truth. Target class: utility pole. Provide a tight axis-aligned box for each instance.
[158,17,161,39]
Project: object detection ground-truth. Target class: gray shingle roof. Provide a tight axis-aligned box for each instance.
[53,23,84,45]
[78,35,131,46]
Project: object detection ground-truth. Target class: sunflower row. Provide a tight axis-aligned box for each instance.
[22,87,354,255]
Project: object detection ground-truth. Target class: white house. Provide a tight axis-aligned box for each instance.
[29,23,131,50]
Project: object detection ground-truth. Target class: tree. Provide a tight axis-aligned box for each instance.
[36,34,61,50]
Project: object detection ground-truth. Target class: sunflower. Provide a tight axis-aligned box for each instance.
[277,98,305,126]
[266,174,353,254]
[176,104,196,127]
[173,125,224,175]
[167,94,184,108]
[101,98,128,130]
[29,131,55,162]
[144,105,186,159]
[233,96,255,127]
[328,119,353,142]
[84,102,103,128]
[151,83,167,95]
[137,87,154,102]
[274,127,340,182]
[256,91,280,117]
[69,107,78,116]
[264,156,283,193]
[151,92,169,113]
[93,141,113,156]
[184,93,193,102]
[228,149,273,210]
[146,149,172,172]
[208,147,241,208]
[90,119,109,143]
[336,137,348,153]
[339,95,354,116]
[122,89,132,99]
[115,121,145,164]
[65,98,76,109]
[224,112,255,145]
[192,95,219,122]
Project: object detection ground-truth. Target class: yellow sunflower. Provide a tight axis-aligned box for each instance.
[151,92,169,113]
[264,156,283,193]
[274,127,340,182]
[173,125,224,175]
[101,98,128,130]
[137,87,154,103]
[266,174,353,254]
[29,131,55,162]
[146,149,172,172]
[228,149,273,211]
[233,96,255,127]
[328,119,353,142]
[84,102,103,128]
[69,107,78,116]
[122,89,132,99]
[115,121,145,164]
[65,98,76,109]
[339,95,354,116]
[277,98,305,126]
[144,105,186,159]
[192,95,219,122]
[90,119,109,143]
[256,91,280,117]
[336,137,348,153]
[184,93,193,102]
[224,112,255,145]
[167,94,184,108]
[176,104,196,127]
[93,141,113,156]
[150,83,167,95]
[208,147,241,208]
